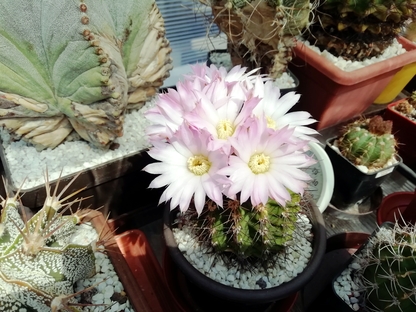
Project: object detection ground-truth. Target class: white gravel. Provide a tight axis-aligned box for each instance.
[299,37,407,72]
[0,102,155,191]
[173,213,314,289]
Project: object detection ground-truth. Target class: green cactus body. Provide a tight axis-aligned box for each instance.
[0,181,96,311]
[196,192,301,259]
[337,115,396,169]
[361,225,416,312]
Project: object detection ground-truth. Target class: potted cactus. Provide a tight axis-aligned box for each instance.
[325,115,402,207]
[384,91,416,171]
[0,0,173,212]
[0,173,168,312]
[199,0,313,79]
[333,221,416,311]
[288,0,416,129]
[143,63,327,309]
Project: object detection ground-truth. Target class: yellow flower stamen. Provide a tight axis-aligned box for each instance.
[248,153,270,174]
[216,120,235,139]
[187,155,211,175]
[266,116,276,130]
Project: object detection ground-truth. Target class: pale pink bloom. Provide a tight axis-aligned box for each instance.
[143,125,229,215]
[252,79,319,142]
[218,117,316,207]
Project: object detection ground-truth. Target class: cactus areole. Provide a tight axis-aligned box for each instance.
[0,0,172,151]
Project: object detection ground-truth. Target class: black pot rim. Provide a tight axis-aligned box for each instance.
[163,201,327,304]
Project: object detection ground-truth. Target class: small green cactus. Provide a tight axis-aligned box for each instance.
[181,191,303,260]
[360,222,416,312]
[0,175,99,311]
[337,115,397,169]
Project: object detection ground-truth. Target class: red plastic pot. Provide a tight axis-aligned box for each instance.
[376,191,416,225]
[384,98,416,171]
[289,36,416,130]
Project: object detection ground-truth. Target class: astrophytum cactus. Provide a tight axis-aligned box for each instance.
[337,115,397,170]
[359,222,416,312]
[0,175,101,311]
[0,0,172,150]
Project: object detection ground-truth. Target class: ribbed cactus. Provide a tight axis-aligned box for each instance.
[306,0,416,60]
[0,176,98,311]
[337,115,397,169]
[203,0,313,78]
[183,192,302,259]
[360,222,416,312]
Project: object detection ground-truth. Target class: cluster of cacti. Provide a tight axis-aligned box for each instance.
[201,0,313,78]
[0,176,98,311]
[0,0,172,150]
[336,115,397,169]
[305,0,416,61]
[358,222,416,312]
[180,192,303,260]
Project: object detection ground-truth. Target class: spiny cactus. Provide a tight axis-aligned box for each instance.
[305,0,416,61]
[179,192,304,260]
[337,115,397,169]
[202,0,313,78]
[359,222,416,312]
[0,175,102,311]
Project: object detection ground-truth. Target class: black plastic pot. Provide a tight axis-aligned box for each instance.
[163,202,326,309]
[325,137,402,207]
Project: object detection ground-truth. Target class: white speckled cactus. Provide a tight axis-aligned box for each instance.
[0,175,98,311]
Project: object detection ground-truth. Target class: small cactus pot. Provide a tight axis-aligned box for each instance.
[325,137,402,207]
[162,199,326,309]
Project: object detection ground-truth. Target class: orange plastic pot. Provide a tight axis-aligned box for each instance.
[289,36,416,130]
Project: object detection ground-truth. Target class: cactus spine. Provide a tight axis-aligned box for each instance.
[359,222,416,312]
[0,175,97,311]
[337,115,397,169]
[184,191,302,260]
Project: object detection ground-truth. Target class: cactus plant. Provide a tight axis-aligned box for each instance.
[0,174,114,311]
[336,115,397,170]
[356,222,416,312]
[199,0,314,78]
[305,0,416,61]
[180,192,304,260]
[0,0,172,150]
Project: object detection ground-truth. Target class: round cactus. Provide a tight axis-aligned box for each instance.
[0,175,100,311]
[180,191,306,260]
[360,223,416,312]
[337,115,397,169]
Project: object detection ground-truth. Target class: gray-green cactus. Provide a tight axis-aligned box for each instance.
[337,115,397,169]
[360,222,416,312]
[0,176,97,311]
[184,191,303,259]
[0,0,172,150]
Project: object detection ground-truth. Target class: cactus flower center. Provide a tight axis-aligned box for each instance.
[188,155,211,176]
[266,116,276,129]
[216,120,235,139]
[248,153,270,174]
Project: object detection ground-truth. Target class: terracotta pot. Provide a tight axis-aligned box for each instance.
[289,36,416,130]
[376,191,416,225]
[163,203,327,309]
[90,210,179,312]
